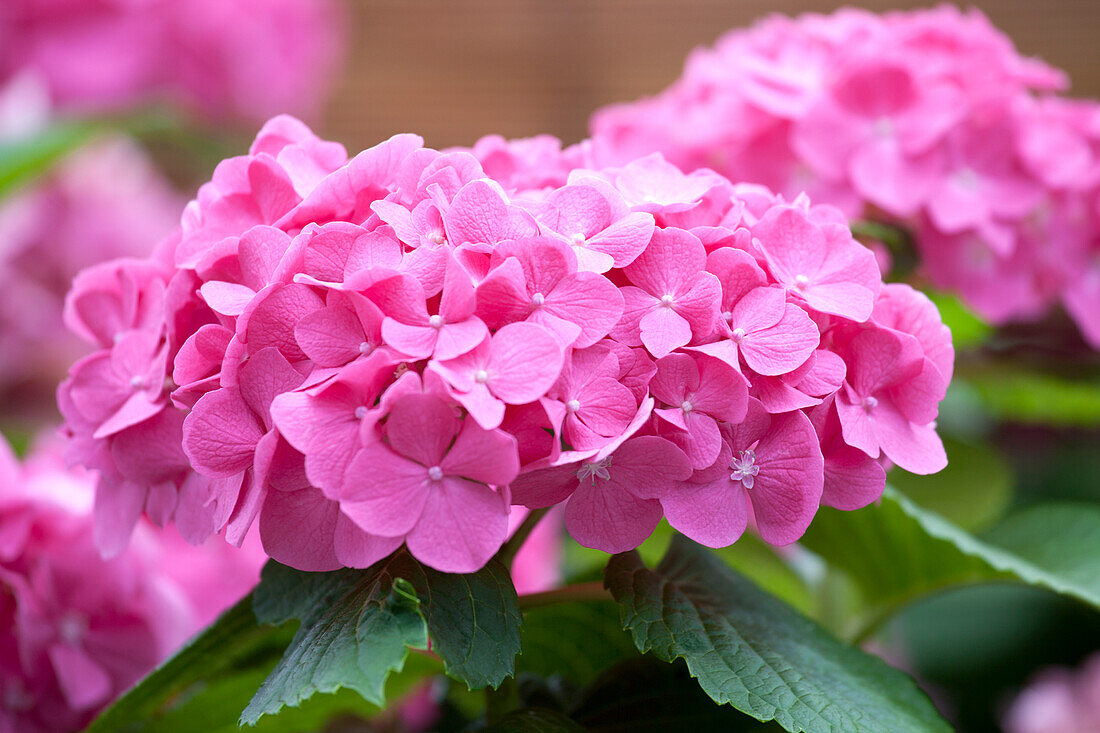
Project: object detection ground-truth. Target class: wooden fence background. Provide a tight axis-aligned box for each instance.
[321,0,1100,151]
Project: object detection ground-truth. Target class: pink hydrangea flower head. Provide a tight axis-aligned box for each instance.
[588,6,1100,346]
[57,116,951,572]
[0,435,263,732]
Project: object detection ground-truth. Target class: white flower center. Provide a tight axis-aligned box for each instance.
[659,294,675,308]
[571,232,586,245]
[680,400,694,413]
[730,449,760,490]
[474,369,490,384]
[129,374,146,390]
[874,117,894,138]
[354,406,368,420]
[576,456,612,483]
[427,231,445,245]
[862,395,878,412]
[427,465,444,481]
[566,399,581,413]
[955,167,980,190]
[531,292,545,308]
[731,327,746,343]
[722,310,733,323]
[57,612,87,645]
[358,341,372,355]
[794,274,810,290]
[428,315,443,329]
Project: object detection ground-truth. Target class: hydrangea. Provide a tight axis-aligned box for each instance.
[0,0,343,121]
[1003,652,1100,733]
[58,115,952,574]
[589,6,1100,348]
[0,102,181,397]
[0,435,264,732]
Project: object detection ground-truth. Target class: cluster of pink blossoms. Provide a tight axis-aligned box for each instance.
[0,435,264,732]
[58,115,953,574]
[591,6,1100,347]
[0,0,343,122]
[1003,653,1100,733]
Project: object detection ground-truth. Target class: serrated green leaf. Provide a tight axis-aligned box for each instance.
[605,536,949,733]
[244,553,522,724]
[242,557,429,725]
[518,600,638,685]
[801,488,1100,639]
[403,558,522,690]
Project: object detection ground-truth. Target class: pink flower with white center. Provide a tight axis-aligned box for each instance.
[651,353,748,468]
[544,343,638,452]
[367,260,488,361]
[430,322,564,430]
[694,245,820,376]
[808,395,886,511]
[293,290,387,372]
[834,326,948,475]
[751,205,881,322]
[442,180,539,247]
[339,394,518,572]
[539,183,655,272]
[613,227,722,358]
[476,236,624,348]
[270,351,403,495]
[560,436,692,553]
[662,399,823,547]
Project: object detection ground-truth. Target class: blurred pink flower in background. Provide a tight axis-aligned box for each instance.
[1004,653,1100,733]
[589,6,1100,348]
[0,0,345,123]
[0,433,265,732]
[0,77,181,398]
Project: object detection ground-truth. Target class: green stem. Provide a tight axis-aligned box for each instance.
[496,507,551,570]
[518,581,610,610]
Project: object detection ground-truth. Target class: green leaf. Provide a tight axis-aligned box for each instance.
[243,553,522,724]
[0,122,103,198]
[518,600,638,685]
[801,488,1100,639]
[487,707,586,732]
[605,536,949,733]
[890,438,1013,531]
[959,366,1100,426]
[404,557,523,690]
[87,595,291,733]
[925,292,991,349]
[242,558,429,724]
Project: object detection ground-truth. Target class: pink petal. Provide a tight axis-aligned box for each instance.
[740,304,820,377]
[750,411,823,545]
[564,477,662,554]
[384,393,460,466]
[406,478,509,572]
[49,643,111,711]
[200,281,257,317]
[488,322,564,404]
[183,389,263,477]
[259,487,342,571]
[334,514,404,569]
[341,443,431,536]
[638,307,692,359]
[663,473,749,548]
[440,420,520,486]
[608,436,693,499]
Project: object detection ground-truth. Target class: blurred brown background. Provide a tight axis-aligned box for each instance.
[322,0,1100,152]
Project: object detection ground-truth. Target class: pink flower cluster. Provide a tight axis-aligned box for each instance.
[0,435,264,732]
[590,6,1100,347]
[58,115,952,575]
[0,0,343,122]
[1004,653,1100,733]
